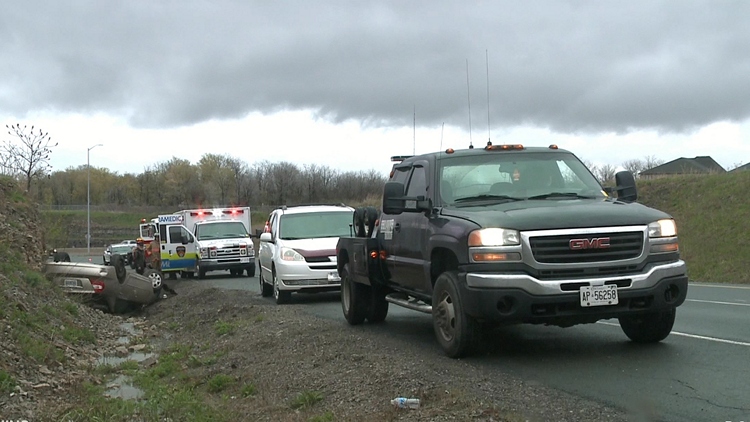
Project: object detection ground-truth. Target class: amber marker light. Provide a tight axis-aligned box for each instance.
[472,252,521,262]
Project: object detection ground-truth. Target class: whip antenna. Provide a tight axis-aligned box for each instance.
[466,59,473,149]
[486,49,491,146]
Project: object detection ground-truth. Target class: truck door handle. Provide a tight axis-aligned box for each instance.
[394,223,401,232]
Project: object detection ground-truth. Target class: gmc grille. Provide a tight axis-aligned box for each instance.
[530,231,643,264]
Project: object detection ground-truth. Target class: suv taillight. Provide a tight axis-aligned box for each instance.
[91,280,105,293]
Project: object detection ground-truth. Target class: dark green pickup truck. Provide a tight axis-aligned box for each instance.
[336,143,688,358]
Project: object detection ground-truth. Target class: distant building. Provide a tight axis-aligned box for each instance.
[729,162,750,172]
[640,156,726,180]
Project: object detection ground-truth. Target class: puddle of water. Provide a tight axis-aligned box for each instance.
[119,322,143,336]
[97,352,154,367]
[105,375,144,400]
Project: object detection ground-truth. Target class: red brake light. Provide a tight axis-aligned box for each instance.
[91,280,105,293]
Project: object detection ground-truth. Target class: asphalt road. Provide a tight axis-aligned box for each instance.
[69,253,750,422]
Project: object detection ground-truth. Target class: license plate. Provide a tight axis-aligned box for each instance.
[240,257,250,263]
[328,271,340,282]
[580,284,618,307]
[63,279,80,288]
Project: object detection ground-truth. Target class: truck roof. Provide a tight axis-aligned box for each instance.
[392,144,572,164]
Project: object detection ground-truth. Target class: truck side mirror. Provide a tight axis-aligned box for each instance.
[382,181,406,215]
[615,171,637,202]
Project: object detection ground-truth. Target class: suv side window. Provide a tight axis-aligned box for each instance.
[406,165,427,198]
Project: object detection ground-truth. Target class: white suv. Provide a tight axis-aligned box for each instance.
[258,204,354,304]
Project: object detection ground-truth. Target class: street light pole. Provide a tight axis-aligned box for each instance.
[87,144,103,255]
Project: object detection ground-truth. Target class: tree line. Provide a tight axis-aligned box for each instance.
[2,122,677,207]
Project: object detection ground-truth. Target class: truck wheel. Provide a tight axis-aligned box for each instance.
[432,271,478,358]
[197,261,206,279]
[619,308,676,343]
[272,269,291,304]
[112,255,127,284]
[367,286,389,323]
[259,268,273,297]
[341,263,369,325]
[246,265,255,277]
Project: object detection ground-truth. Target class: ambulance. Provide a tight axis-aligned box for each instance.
[174,207,255,279]
[138,214,198,278]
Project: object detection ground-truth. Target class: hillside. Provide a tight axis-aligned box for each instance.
[637,171,750,283]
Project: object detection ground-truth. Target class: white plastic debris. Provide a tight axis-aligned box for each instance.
[391,397,420,409]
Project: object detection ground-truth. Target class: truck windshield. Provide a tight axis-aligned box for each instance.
[196,222,249,240]
[279,211,353,240]
[438,151,605,205]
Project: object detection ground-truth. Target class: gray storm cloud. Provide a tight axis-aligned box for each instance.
[1,0,749,135]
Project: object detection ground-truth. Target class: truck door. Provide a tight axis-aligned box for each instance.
[162,224,197,272]
[385,161,431,293]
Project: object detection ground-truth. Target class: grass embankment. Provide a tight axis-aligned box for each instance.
[638,171,750,283]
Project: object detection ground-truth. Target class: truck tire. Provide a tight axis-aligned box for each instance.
[432,271,479,358]
[197,260,206,279]
[619,308,676,343]
[352,208,367,237]
[112,255,127,284]
[364,206,378,237]
[341,263,369,325]
[246,265,255,277]
[272,269,291,304]
[259,268,273,297]
[367,286,389,323]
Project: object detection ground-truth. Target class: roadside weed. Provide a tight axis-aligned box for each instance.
[290,390,324,410]
[214,320,236,335]
[207,374,234,393]
[241,382,257,397]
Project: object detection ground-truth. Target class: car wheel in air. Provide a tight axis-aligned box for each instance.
[341,263,369,325]
[272,269,291,304]
[144,268,163,290]
[112,255,127,284]
[432,271,479,358]
[619,308,676,343]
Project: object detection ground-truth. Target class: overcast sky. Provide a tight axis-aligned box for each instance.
[2,0,750,178]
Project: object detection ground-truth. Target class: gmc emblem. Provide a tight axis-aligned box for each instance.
[569,237,611,250]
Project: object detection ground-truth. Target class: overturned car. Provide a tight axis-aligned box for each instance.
[44,255,163,314]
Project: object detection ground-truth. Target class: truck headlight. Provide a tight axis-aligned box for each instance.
[468,228,520,247]
[648,219,677,238]
[280,247,305,262]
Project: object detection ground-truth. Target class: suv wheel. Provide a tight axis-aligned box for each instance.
[272,270,291,304]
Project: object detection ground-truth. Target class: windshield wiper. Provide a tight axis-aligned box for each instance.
[527,192,597,200]
[453,194,523,203]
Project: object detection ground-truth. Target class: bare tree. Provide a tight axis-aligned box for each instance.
[594,164,617,185]
[621,159,646,178]
[643,155,664,170]
[4,123,57,191]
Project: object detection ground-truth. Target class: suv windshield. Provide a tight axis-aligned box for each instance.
[279,211,353,240]
[438,151,605,205]
[196,222,249,240]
